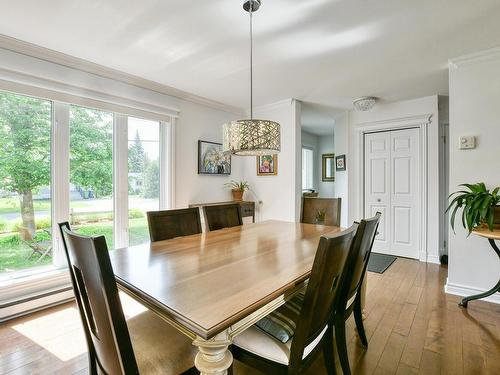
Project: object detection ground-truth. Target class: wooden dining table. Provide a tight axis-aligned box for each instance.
[109,220,341,375]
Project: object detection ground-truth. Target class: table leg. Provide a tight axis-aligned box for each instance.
[193,331,233,375]
[459,238,500,308]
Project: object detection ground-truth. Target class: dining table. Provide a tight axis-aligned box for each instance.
[109,220,342,375]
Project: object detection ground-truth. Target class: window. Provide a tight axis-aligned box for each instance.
[69,105,114,248]
[0,87,172,283]
[302,147,314,190]
[0,91,52,274]
[128,117,160,246]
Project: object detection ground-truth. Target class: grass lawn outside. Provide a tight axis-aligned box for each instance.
[0,218,150,273]
[0,197,51,214]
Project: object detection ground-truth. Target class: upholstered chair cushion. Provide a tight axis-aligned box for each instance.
[255,290,356,344]
[255,291,304,343]
[233,325,327,365]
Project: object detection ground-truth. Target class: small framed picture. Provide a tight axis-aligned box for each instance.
[322,153,335,182]
[256,155,278,176]
[198,140,231,175]
[336,154,346,171]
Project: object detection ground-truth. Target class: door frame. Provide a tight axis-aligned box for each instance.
[354,114,432,262]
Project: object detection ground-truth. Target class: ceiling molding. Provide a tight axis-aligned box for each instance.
[252,98,294,114]
[0,34,244,116]
[449,46,500,69]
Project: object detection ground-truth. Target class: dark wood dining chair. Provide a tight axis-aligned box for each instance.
[58,222,197,375]
[203,203,243,231]
[333,212,381,375]
[147,208,202,241]
[300,197,341,226]
[230,224,359,375]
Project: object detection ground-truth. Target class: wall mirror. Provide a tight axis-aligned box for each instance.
[322,153,335,181]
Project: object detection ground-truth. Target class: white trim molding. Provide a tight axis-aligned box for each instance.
[0,67,179,121]
[445,279,500,305]
[449,45,500,69]
[0,34,243,116]
[353,114,433,262]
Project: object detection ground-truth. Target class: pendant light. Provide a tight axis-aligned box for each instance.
[222,0,281,156]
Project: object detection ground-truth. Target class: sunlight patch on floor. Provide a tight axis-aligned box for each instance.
[12,306,86,361]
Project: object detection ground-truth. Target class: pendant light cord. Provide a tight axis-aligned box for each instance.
[249,1,253,119]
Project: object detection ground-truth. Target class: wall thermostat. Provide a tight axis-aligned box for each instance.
[459,136,476,149]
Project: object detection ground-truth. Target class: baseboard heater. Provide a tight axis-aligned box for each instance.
[0,286,74,323]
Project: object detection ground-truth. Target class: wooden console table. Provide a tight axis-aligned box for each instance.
[459,225,500,308]
[189,201,255,231]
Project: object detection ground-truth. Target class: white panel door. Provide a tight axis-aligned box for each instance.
[364,128,421,259]
[364,132,391,254]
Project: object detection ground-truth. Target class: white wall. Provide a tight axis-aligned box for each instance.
[243,99,302,222]
[317,133,335,198]
[348,96,441,263]
[334,112,349,227]
[174,101,245,207]
[446,48,500,304]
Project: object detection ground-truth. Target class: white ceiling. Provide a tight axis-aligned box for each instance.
[301,102,343,136]
[1,0,500,110]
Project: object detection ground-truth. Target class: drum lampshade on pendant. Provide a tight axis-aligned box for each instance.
[222,0,281,156]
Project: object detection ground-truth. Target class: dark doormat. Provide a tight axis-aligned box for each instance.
[368,253,397,274]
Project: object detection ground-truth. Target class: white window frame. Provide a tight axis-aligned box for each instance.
[0,92,176,320]
[302,147,314,190]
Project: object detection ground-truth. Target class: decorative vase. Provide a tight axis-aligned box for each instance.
[232,189,244,202]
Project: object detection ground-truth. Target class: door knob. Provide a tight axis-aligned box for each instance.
[377,198,381,202]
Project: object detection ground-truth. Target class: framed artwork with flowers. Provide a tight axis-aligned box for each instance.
[256,154,278,176]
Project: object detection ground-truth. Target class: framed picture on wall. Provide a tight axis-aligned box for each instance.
[336,154,346,171]
[198,140,231,175]
[256,154,278,176]
[322,153,335,181]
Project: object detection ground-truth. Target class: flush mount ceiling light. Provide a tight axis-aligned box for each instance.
[222,0,281,156]
[353,96,377,111]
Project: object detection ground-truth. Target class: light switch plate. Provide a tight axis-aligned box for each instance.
[459,136,476,149]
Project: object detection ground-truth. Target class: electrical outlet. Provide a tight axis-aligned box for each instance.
[459,136,476,149]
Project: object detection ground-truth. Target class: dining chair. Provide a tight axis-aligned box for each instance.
[147,208,202,241]
[203,203,243,231]
[300,197,341,226]
[230,224,359,375]
[58,222,197,375]
[333,212,381,375]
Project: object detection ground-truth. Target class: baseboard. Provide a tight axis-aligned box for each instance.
[445,278,500,305]
[426,254,441,265]
[419,251,441,264]
[0,288,74,322]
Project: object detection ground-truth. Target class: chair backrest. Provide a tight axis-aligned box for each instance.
[338,213,381,310]
[58,222,139,375]
[300,197,341,226]
[203,203,243,231]
[147,208,202,242]
[288,224,358,368]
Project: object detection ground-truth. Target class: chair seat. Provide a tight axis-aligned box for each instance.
[121,293,197,374]
[232,325,327,365]
[253,290,357,345]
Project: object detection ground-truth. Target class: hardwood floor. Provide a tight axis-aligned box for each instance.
[1,258,499,374]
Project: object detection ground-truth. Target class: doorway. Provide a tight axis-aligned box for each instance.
[364,128,422,259]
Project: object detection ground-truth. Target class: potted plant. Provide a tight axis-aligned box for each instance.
[224,180,250,202]
[315,209,326,225]
[447,182,500,234]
